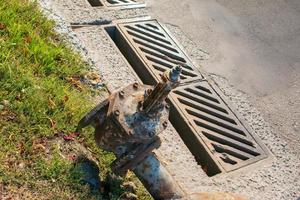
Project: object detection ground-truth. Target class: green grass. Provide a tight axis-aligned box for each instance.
[0,0,151,199]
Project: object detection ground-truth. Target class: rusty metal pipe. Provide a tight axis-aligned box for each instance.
[134,153,186,199]
[142,65,181,114]
[77,66,187,199]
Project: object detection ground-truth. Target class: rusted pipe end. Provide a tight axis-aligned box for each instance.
[169,65,182,82]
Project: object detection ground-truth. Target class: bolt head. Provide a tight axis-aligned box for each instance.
[148,131,155,137]
[119,91,125,97]
[133,82,139,89]
[165,103,170,109]
[114,110,120,116]
[163,121,168,127]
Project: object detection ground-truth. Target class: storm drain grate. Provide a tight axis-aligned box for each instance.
[86,0,144,8]
[171,81,267,174]
[87,0,103,7]
[105,19,269,176]
[115,21,201,81]
[105,0,139,6]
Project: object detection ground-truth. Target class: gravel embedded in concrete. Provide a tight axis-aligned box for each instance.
[39,0,148,24]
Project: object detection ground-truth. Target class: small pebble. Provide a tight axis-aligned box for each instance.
[18,162,25,169]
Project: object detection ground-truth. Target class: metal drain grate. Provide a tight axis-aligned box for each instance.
[107,19,269,175]
[106,0,136,5]
[116,21,201,81]
[104,0,143,7]
[86,0,144,8]
[171,81,267,173]
[87,0,103,7]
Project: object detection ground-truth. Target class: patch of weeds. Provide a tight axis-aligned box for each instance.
[0,0,152,199]
[35,150,70,181]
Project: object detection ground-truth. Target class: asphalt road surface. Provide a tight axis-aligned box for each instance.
[148,0,300,155]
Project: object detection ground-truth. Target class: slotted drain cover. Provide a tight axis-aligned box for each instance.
[104,0,143,7]
[86,0,144,8]
[108,19,269,175]
[171,81,267,173]
[116,21,201,81]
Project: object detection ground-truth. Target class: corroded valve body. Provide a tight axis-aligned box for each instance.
[77,65,247,200]
[77,66,185,199]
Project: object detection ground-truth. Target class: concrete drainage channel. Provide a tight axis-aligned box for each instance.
[104,19,269,176]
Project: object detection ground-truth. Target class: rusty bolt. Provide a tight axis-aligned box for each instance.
[114,110,120,116]
[148,131,155,137]
[133,82,139,89]
[163,121,168,128]
[165,104,170,109]
[138,101,143,107]
[119,91,125,97]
